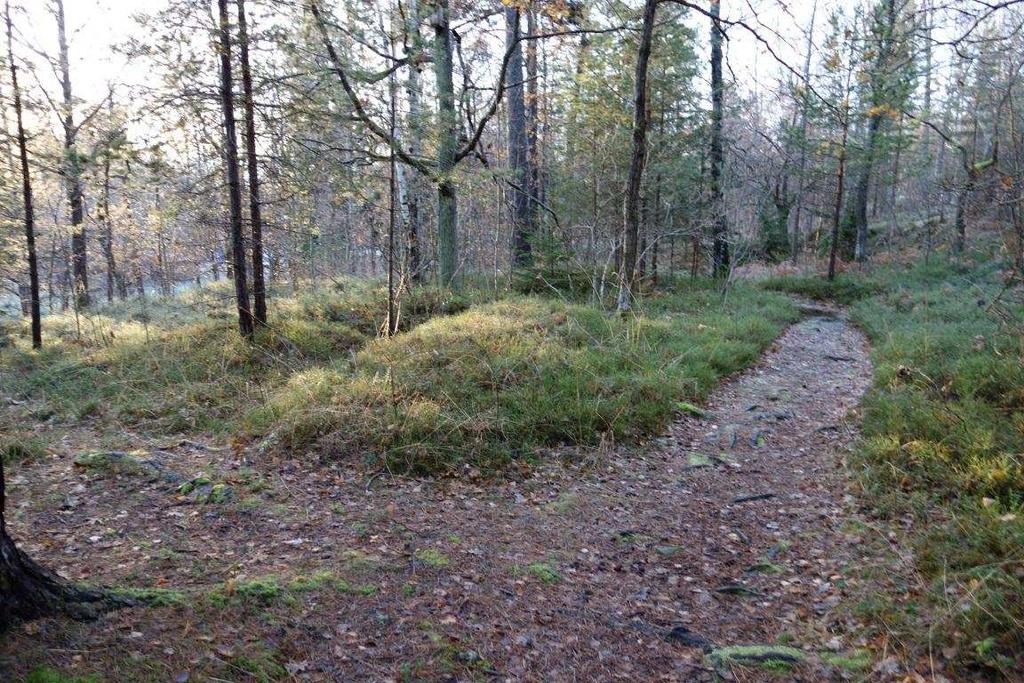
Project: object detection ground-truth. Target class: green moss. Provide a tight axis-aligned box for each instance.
[414,548,451,568]
[833,259,1024,677]
[526,561,561,584]
[25,668,100,683]
[820,649,872,671]
[707,644,807,671]
[111,586,187,607]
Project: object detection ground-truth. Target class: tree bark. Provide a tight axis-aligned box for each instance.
[433,0,458,288]
[54,0,89,308]
[616,0,656,312]
[829,103,851,281]
[790,0,817,263]
[6,1,40,349]
[404,0,424,281]
[236,0,267,326]
[850,0,897,263]
[505,7,533,268]
[709,0,729,278]
[0,424,117,630]
[526,7,542,228]
[99,128,118,305]
[218,0,254,338]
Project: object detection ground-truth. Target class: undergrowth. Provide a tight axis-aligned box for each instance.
[0,280,482,437]
[246,282,798,474]
[831,259,1024,677]
[760,273,886,305]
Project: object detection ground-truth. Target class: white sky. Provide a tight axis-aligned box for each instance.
[15,0,829,108]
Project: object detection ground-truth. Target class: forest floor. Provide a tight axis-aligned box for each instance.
[0,303,892,682]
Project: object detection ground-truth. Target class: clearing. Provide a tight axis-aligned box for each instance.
[1,303,880,681]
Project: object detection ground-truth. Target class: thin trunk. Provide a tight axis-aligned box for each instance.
[236,0,267,326]
[851,0,897,263]
[404,0,423,281]
[433,0,457,287]
[829,106,851,281]
[387,9,398,337]
[790,0,817,263]
[616,0,656,312]
[218,0,253,338]
[55,0,88,308]
[100,133,117,304]
[709,0,729,278]
[526,7,541,228]
[7,1,39,348]
[505,7,533,267]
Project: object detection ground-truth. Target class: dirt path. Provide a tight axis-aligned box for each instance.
[1,310,876,682]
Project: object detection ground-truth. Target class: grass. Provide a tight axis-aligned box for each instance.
[779,258,1023,677]
[247,281,798,474]
[0,279,484,438]
[760,272,886,304]
[2,277,796,477]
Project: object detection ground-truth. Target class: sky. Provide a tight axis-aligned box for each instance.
[14,0,830,108]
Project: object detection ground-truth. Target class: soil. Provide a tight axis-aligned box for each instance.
[0,308,881,682]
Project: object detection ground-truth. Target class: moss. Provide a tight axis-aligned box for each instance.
[820,649,872,671]
[707,644,807,671]
[526,562,561,584]
[25,668,101,683]
[414,548,450,568]
[111,586,187,607]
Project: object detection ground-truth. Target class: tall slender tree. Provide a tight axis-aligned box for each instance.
[709,0,729,278]
[506,6,534,268]
[6,0,39,348]
[433,0,458,287]
[54,0,88,308]
[218,0,254,338]
[236,0,267,326]
[617,0,657,312]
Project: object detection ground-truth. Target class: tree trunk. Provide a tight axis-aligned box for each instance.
[404,0,424,281]
[218,0,254,338]
[55,0,88,309]
[790,0,817,263]
[616,0,656,312]
[850,0,897,263]
[236,0,267,327]
[526,7,542,230]
[99,135,118,304]
[829,107,850,281]
[709,0,729,278]
[6,2,40,349]
[505,7,533,268]
[0,430,117,630]
[433,0,458,288]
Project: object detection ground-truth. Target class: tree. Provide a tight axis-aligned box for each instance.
[217,0,254,338]
[506,4,535,268]
[846,0,913,262]
[616,0,657,312]
[708,0,729,278]
[236,0,268,326]
[53,0,89,308]
[6,0,39,348]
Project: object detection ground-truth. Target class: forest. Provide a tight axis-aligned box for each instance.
[1,0,1023,680]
